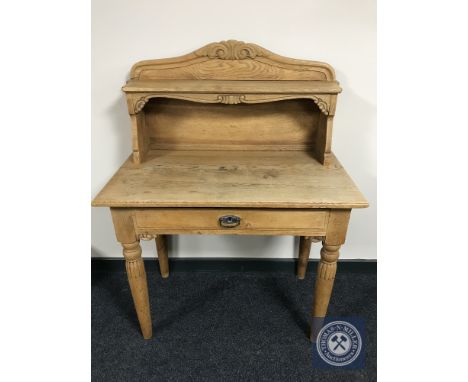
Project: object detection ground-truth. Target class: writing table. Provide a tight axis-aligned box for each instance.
[92,41,368,339]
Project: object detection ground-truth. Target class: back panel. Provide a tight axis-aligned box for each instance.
[144,98,321,151]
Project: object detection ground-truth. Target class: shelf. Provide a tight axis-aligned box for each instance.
[122,79,342,94]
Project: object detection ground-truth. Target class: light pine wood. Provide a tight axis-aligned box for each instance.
[155,235,169,278]
[123,79,341,94]
[122,241,152,339]
[111,208,152,339]
[297,236,313,279]
[92,41,368,340]
[129,40,336,81]
[92,151,368,209]
[122,40,340,165]
[130,112,148,164]
[134,208,329,236]
[144,98,321,152]
[310,209,351,340]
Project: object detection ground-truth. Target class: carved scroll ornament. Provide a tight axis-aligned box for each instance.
[132,94,329,114]
[139,233,157,241]
[194,40,268,60]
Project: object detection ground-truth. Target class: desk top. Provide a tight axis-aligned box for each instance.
[92,150,368,209]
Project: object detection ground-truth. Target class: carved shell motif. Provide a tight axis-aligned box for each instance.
[195,40,268,60]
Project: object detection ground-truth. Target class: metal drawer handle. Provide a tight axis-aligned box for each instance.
[219,215,241,228]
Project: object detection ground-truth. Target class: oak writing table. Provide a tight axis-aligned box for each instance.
[92,41,368,340]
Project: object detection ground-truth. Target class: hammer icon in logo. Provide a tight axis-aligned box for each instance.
[331,335,348,351]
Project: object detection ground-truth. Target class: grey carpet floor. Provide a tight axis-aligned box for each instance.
[92,268,376,381]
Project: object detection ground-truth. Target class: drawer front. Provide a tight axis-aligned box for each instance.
[133,208,329,235]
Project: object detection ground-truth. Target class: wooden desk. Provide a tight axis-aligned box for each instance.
[92,41,368,340]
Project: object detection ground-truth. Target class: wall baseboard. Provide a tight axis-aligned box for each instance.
[91,258,376,274]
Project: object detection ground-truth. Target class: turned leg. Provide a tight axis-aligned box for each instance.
[122,241,152,339]
[312,243,340,317]
[155,235,169,278]
[310,242,340,341]
[297,236,312,279]
[310,209,351,340]
[111,208,152,339]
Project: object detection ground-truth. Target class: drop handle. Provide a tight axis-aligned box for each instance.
[219,215,241,228]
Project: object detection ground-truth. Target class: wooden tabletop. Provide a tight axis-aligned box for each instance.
[92,150,368,209]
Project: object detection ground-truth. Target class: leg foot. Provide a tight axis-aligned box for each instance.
[155,235,169,278]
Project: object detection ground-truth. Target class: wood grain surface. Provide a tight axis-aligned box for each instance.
[144,98,321,151]
[92,150,368,209]
[123,79,341,94]
[130,40,336,81]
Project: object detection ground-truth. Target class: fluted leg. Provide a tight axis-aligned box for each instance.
[310,243,340,340]
[297,236,312,279]
[155,235,169,278]
[111,208,152,339]
[122,241,152,339]
[312,243,340,316]
[310,209,351,341]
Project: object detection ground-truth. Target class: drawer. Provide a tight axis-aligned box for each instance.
[133,208,329,235]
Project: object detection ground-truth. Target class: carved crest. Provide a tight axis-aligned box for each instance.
[130,40,336,81]
[195,40,268,60]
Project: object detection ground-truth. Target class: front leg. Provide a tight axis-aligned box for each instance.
[111,208,152,339]
[122,241,152,339]
[312,243,340,317]
[311,209,351,340]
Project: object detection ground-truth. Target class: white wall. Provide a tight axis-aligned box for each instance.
[91,0,376,259]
